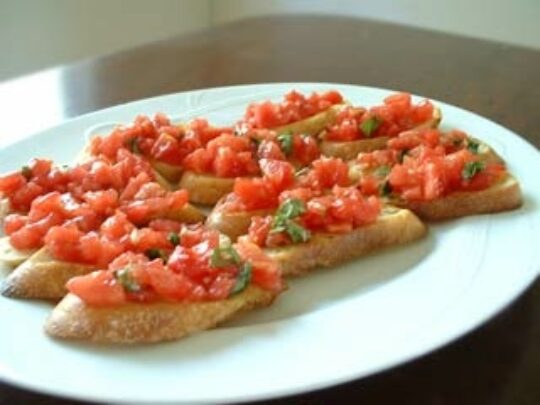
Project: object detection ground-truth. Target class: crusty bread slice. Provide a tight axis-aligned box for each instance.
[1,248,96,299]
[394,174,522,221]
[0,203,205,299]
[0,237,36,268]
[272,103,346,136]
[45,285,278,344]
[266,207,427,277]
[319,107,442,160]
[179,171,236,206]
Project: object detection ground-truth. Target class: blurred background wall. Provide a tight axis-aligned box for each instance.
[0,0,538,82]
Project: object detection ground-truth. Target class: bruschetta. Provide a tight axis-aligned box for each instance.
[237,89,346,136]
[319,93,442,160]
[45,231,284,344]
[350,128,522,220]
[240,187,427,276]
[206,157,353,240]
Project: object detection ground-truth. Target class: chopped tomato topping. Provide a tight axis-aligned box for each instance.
[183,133,259,177]
[243,90,343,129]
[248,186,381,247]
[66,226,282,306]
[325,93,434,141]
[297,157,351,190]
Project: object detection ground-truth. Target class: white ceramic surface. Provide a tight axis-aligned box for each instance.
[0,83,538,404]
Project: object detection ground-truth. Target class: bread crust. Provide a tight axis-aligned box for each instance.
[272,104,346,136]
[45,286,278,344]
[1,248,96,299]
[0,237,35,268]
[394,174,522,221]
[266,207,427,277]
[179,171,236,205]
[151,159,183,183]
[319,107,442,160]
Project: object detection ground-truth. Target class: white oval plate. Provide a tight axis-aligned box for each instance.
[0,83,539,404]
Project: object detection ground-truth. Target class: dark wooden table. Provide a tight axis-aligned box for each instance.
[0,15,539,405]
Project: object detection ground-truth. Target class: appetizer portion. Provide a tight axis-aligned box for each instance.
[45,226,283,343]
[319,92,441,160]
[242,186,426,276]
[89,114,232,183]
[238,90,346,136]
[206,156,352,240]
[351,128,522,220]
[1,150,205,299]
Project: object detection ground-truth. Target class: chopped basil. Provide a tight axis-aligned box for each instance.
[277,132,294,156]
[145,248,165,260]
[229,262,252,296]
[210,244,241,268]
[126,137,140,154]
[360,116,381,137]
[114,268,141,293]
[380,180,393,197]
[374,165,391,178]
[467,139,480,154]
[398,149,408,164]
[274,198,306,221]
[21,165,32,180]
[270,198,311,243]
[251,137,262,147]
[462,161,485,180]
[168,232,180,246]
[284,220,311,243]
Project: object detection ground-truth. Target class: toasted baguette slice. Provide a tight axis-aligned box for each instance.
[179,171,236,205]
[1,248,96,299]
[319,107,442,160]
[0,237,36,268]
[1,203,205,299]
[266,207,427,277]
[45,285,278,344]
[272,103,346,136]
[393,174,522,221]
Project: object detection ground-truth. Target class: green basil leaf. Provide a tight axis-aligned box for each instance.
[21,165,32,180]
[380,180,393,197]
[374,165,391,178]
[360,116,381,137]
[168,232,180,246]
[462,161,485,180]
[114,268,141,293]
[277,132,294,156]
[229,262,252,296]
[275,198,306,220]
[285,220,311,243]
[467,139,480,154]
[145,248,165,260]
[210,244,241,268]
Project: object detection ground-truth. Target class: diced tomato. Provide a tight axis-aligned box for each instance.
[235,240,282,292]
[308,157,351,190]
[243,90,343,129]
[257,140,286,161]
[233,177,279,210]
[259,159,295,193]
[67,271,126,306]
